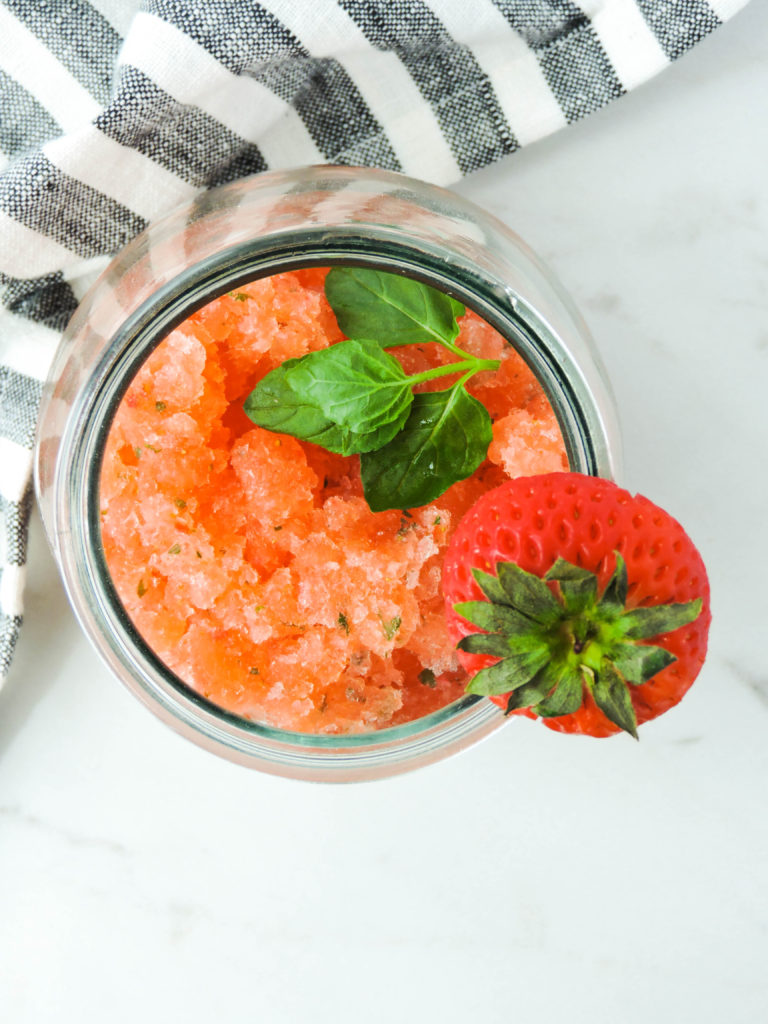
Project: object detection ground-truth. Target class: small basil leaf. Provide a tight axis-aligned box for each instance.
[418,668,437,688]
[545,558,597,615]
[612,642,677,685]
[465,646,551,696]
[447,295,467,322]
[535,667,584,717]
[453,600,539,638]
[496,561,562,624]
[621,598,703,640]
[325,267,462,346]
[244,359,354,453]
[599,552,628,617]
[244,359,403,455]
[284,339,413,434]
[457,633,515,658]
[592,662,638,738]
[344,418,418,455]
[360,386,492,512]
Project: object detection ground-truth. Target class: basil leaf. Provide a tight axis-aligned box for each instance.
[325,267,464,347]
[244,358,352,452]
[285,339,413,435]
[360,386,492,512]
[244,357,403,455]
[447,295,466,322]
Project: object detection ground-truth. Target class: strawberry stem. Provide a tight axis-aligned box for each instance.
[458,552,703,737]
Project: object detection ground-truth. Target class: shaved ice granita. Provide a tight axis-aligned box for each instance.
[99,267,568,734]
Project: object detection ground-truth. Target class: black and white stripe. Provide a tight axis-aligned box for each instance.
[149,0,403,170]
[493,1,625,123]
[0,0,744,682]
[97,66,269,188]
[342,0,519,173]
[3,0,122,105]
[0,270,80,333]
[0,69,60,159]
[0,367,41,451]
[637,0,720,59]
[0,481,32,676]
[0,152,147,258]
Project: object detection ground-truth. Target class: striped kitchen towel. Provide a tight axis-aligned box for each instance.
[0,0,749,683]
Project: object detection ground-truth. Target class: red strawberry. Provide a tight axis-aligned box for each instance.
[442,473,710,737]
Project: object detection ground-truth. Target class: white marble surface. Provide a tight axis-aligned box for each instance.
[3,5,768,1021]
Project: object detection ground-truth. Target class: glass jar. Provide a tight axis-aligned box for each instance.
[35,165,621,782]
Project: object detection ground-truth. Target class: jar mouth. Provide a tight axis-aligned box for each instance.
[48,212,615,781]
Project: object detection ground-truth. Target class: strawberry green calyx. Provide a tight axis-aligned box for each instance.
[454,553,703,738]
